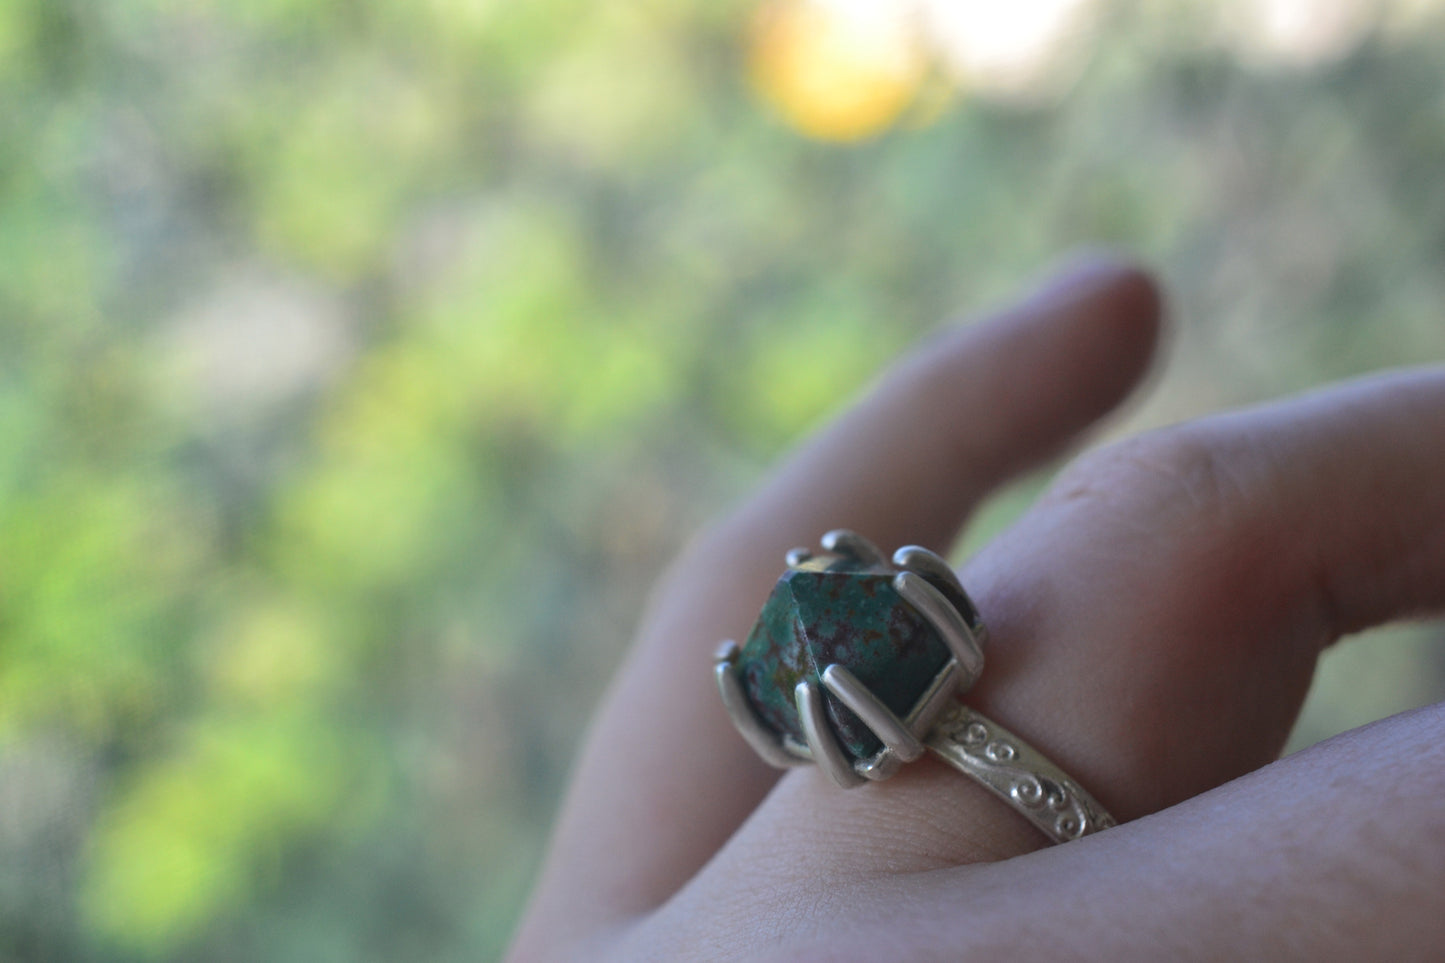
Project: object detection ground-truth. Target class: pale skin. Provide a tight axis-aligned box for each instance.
[508,258,1445,961]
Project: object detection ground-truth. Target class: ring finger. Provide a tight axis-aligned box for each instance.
[693,366,1445,898]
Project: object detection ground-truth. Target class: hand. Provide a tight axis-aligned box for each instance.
[508,258,1445,961]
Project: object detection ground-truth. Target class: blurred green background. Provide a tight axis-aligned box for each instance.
[3,0,1444,958]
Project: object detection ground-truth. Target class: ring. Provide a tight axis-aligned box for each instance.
[714,529,1115,844]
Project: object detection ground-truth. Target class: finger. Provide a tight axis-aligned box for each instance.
[711,366,1445,887]
[510,257,1163,954]
[727,702,1445,962]
[723,254,1163,556]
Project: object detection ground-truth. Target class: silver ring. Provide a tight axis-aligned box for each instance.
[715,529,1115,844]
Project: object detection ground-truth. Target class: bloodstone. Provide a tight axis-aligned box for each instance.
[736,552,951,762]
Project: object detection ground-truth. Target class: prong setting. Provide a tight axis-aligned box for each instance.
[785,547,813,568]
[796,679,865,787]
[893,545,988,643]
[856,657,963,779]
[719,532,991,788]
[906,657,961,739]
[892,545,964,594]
[894,572,986,687]
[820,664,925,762]
[715,642,807,769]
[856,751,904,781]
[820,529,887,566]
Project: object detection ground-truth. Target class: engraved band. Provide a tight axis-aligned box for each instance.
[925,701,1116,843]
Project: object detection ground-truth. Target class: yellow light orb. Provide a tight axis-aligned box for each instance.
[750,0,927,142]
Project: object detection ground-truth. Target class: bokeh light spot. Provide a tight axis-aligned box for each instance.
[750,0,926,141]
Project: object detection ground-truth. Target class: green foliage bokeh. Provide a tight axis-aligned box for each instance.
[2,0,1444,959]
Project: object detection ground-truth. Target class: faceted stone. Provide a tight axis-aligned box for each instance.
[736,552,951,762]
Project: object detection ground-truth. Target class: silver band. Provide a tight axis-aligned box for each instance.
[926,701,1116,843]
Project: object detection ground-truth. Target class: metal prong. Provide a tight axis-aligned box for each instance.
[894,572,985,687]
[820,664,925,762]
[820,529,886,566]
[892,545,964,593]
[795,679,865,788]
[892,546,987,640]
[855,658,961,780]
[716,653,805,769]
[715,639,741,663]
[906,658,961,738]
[856,751,903,781]
[785,547,813,568]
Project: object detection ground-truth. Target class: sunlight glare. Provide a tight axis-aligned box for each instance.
[1224,0,1382,67]
[917,0,1097,100]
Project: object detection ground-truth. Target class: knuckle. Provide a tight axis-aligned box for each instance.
[1047,426,1258,537]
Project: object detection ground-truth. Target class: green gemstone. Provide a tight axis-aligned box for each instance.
[736,553,951,762]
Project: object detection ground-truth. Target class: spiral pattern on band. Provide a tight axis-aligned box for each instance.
[928,702,1116,842]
